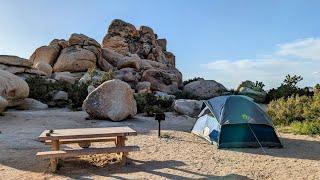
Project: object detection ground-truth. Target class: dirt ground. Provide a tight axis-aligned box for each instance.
[0,109,319,180]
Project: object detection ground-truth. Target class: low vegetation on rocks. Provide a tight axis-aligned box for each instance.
[26,75,89,109]
[134,93,174,116]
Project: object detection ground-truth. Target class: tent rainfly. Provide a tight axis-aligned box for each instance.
[192,95,283,148]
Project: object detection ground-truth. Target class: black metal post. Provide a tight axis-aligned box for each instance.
[155,113,165,138]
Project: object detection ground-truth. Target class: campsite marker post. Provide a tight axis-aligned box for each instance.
[155,113,165,138]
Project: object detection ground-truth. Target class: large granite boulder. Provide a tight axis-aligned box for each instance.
[174,99,202,117]
[53,46,97,72]
[0,70,29,106]
[29,45,60,66]
[83,79,137,121]
[183,79,226,99]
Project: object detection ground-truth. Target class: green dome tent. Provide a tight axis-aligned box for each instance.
[192,95,283,148]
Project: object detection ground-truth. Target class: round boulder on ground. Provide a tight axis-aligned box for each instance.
[174,99,202,117]
[0,70,29,106]
[183,78,226,99]
[82,79,137,121]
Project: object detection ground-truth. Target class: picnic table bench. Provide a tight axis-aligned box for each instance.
[36,126,140,172]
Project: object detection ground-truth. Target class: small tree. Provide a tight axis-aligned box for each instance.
[283,74,303,87]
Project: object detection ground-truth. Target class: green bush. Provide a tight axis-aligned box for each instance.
[268,92,320,135]
[26,76,64,102]
[26,75,89,109]
[290,121,320,135]
[63,82,89,108]
[134,93,174,116]
[267,95,311,126]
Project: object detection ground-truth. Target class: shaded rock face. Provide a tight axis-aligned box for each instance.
[0,70,29,106]
[102,19,176,67]
[174,99,202,117]
[183,79,226,99]
[82,79,137,121]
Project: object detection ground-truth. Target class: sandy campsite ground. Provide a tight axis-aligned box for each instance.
[0,109,319,180]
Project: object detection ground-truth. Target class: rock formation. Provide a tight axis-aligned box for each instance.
[17,19,182,94]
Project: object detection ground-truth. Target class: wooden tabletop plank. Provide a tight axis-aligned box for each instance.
[38,126,137,141]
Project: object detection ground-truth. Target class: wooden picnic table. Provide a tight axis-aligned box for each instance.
[36,126,139,172]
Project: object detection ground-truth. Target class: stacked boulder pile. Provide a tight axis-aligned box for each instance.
[0,19,228,119]
[25,19,182,95]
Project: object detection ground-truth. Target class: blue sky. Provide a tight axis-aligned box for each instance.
[0,0,319,89]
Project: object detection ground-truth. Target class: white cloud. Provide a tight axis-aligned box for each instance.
[276,38,320,60]
[201,38,320,89]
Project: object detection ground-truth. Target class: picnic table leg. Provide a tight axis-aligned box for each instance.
[50,140,60,172]
[116,136,127,165]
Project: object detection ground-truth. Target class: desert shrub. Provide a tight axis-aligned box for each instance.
[267,95,311,126]
[290,121,320,135]
[265,74,313,102]
[268,92,320,135]
[303,92,320,121]
[26,76,89,109]
[89,68,114,87]
[174,91,199,100]
[26,75,64,102]
[183,77,201,86]
[134,93,174,116]
[63,82,89,108]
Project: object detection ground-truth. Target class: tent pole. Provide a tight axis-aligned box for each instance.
[247,124,267,154]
